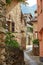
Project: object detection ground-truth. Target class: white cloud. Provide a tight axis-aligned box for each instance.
[26,0,37,7]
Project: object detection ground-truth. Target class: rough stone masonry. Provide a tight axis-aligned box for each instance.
[0,0,6,65]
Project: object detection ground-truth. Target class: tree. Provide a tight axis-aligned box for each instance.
[6,0,27,4]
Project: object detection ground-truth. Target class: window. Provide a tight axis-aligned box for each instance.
[12,22,15,32]
[7,21,10,31]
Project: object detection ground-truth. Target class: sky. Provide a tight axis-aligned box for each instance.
[21,0,37,16]
[26,0,37,7]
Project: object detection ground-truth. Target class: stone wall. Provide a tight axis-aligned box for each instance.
[0,43,6,65]
[0,0,6,65]
[0,0,6,32]
[0,44,25,65]
[6,3,26,48]
[5,46,25,65]
[6,3,21,44]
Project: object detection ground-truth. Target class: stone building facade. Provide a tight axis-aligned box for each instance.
[0,0,6,65]
[0,0,6,43]
[6,3,26,49]
[30,10,38,39]
[23,13,33,46]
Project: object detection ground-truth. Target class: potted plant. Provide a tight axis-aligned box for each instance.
[32,39,39,56]
[33,39,39,46]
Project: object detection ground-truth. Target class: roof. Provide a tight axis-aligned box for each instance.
[29,17,37,23]
[27,17,37,25]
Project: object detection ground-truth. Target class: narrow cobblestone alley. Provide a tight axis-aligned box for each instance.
[24,45,43,65]
[0,0,43,65]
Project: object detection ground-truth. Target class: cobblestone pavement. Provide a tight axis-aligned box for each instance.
[24,45,43,65]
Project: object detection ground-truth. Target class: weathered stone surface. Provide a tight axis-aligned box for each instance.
[0,0,6,33]
[1,48,5,55]
[5,46,25,65]
[6,3,26,47]
[0,0,6,5]
[0,44,6,65]
[1,55,5,61]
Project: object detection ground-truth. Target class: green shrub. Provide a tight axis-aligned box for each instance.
[33,39,39,45]
[5,32,19,48]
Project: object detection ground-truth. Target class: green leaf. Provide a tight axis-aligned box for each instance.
[33,39,39,45]
[5,32,19,48]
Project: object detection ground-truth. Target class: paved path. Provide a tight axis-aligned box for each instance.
[24,45,43,65]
